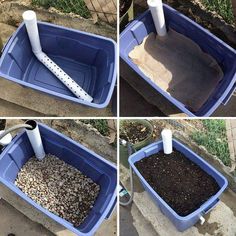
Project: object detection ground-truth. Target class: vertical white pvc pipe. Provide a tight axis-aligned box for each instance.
[25,120,45,161]
[147,0,167,37]
[22,10,42,54]
[161,129,172,154]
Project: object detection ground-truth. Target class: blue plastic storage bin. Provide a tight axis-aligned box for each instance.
[0,22,117,108]
[0,123,117,235]
[129,139,228,231]
[120,6,236,117]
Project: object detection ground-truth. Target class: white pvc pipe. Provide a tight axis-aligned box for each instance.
[25,120,45,161]
[0,131,12,146]
[120,139,127,146]
[161,129,172,154]
[22,10,93,102]
[22,10,42,54]
[199,216,205,225]
[147,0,167,37]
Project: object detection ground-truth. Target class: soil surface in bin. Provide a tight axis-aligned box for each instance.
[120,121,150,144]
[135,149,220,216]
[15,154,100,227]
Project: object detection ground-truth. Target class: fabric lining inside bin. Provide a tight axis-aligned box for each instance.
[129,29,223,112]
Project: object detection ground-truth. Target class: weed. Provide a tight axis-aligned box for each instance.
[80,120,110,136]
[32,0,91,18]
[201,0,234,24]
[191,120,231,166]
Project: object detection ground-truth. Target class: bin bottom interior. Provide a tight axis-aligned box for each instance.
[129,29,223,112]
[135,149,220,216]
[22,54,96,97]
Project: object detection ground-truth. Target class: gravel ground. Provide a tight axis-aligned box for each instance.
[15,154,100,227]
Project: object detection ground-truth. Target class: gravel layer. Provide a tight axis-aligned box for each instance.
[15,154,100,227]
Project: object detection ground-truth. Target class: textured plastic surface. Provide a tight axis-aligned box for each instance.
[120,6,236,117]
[0,22,117,108]
[0,123,117,236]
[129,139,228,231]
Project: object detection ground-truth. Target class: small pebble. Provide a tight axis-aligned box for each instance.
[15,154,100,227]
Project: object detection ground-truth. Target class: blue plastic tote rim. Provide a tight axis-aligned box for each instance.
[0,21,117,109]
[128,139,228,220]
[120,5,236,117]
[0,123,117,236]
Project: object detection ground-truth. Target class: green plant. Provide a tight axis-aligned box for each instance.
[80,120,109,136]
[201,0,234,24]
[191,120,231,166]
[32,0,91,18]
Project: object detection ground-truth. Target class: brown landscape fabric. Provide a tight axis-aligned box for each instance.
[129,29,224,112]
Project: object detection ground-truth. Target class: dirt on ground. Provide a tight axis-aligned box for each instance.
[0,0,116,42]
[135,0,236,48]
[120,121,151,144]
[165,0,236,48]
[120,0,132,16]
[135,149,220,216]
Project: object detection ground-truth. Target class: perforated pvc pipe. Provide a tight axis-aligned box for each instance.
[36,52,93,101]
[22,10,93,102]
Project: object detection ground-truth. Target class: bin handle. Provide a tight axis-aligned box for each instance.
[1,35,13,54]
[105,197,117,219]
[202,198,219,214]
[222,82,236,105]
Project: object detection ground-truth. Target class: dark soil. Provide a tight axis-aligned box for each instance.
[135,149,220,216]
[120,0,132,17]
[120,121,150,144]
